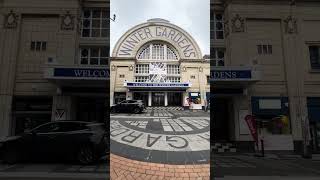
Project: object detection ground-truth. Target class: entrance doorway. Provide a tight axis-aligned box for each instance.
[310,122,320,153]
[77,97,107,123]
[152,92,165,106]
[133,92,148,106]
[212,98,231,141]
[168,92,182,106]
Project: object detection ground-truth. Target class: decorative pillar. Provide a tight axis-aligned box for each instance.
[164,92,168,106]
[148,92,152,106]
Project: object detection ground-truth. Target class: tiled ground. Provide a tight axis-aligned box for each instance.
[110,154,210,180]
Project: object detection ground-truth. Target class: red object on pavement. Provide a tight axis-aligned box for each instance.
[245,115,258,143]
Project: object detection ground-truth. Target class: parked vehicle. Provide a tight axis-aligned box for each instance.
[0,121,108,165]
[110,100,145,113]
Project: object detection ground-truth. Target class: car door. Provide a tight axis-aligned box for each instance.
[31,122,63,160]
[118,100,128,112]
[53,122,87,157]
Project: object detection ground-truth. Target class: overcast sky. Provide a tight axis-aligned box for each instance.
[110,0,210,56]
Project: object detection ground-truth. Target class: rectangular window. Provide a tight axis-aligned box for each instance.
[211,48,225,66]
[81,8,108,37]
[207,76,210,84]
[257,44,272,55]
[135,64,149,74]
[309,46,320,69]
[31,41,47,51]
[119,74,125,78]
[166,77,181,83]
[167,65,180,75]
[212,13,224,40]
[191,75,196,79]
[80,46,109,65]
[135,76,149,82]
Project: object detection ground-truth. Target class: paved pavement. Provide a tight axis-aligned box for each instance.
[0,160,108,180]
[110,109,210,179]
[213,153,320,179]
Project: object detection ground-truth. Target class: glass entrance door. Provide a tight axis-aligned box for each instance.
[152,92,165,106]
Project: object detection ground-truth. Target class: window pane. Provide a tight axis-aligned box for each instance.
[101,29,108,37]
[263,45,268,54]
[92,29,100,37]
[91,48,99,57]
[257,45,262,54]
[81,58,88,64]
[100,58,108,65]
[92,10,101,18]
[83,10,91,18]
[90,58,99,65]
[100,47,109,57]
[268,45,273,54]
[30,42,35,50]
[36,42,41,51]
[81,48,89,57]
[309,46,320,68]
[42,42,47,51]
[102,10,108,19]
[102,20,108,28]
[92,20,100,28]
[82,29,90,37]
[83,19,91,28]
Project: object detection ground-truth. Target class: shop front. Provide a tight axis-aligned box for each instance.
[44,66,109,124]
[211,66,263,152]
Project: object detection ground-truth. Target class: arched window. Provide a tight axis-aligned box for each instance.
[137,43,178,60]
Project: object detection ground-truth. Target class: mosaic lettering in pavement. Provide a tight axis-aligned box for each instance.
[110,117,210,152]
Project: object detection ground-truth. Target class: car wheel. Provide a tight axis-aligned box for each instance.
[3,148,20,164]
[110,107,116,113]
[133,107,141,114]
[77,145,95,165]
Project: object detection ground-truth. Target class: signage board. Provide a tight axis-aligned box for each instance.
[244,115,258,143]
[117,25,198,58]
[125,82,190,88]
[53,68,109,79]
[211,70,252,80]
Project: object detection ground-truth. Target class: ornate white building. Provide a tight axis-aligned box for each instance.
[110,19,210,109]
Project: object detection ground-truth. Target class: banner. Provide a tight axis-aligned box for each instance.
[244,115,258,143]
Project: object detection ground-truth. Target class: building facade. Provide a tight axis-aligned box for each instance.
[110,19,210,109]
[212,0,320,154]
[0,0,109,137]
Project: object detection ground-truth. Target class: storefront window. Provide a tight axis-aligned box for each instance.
[257,115,291,135]
[252,97,291,135]
[189,92,201,104]
[12,97,52,135]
